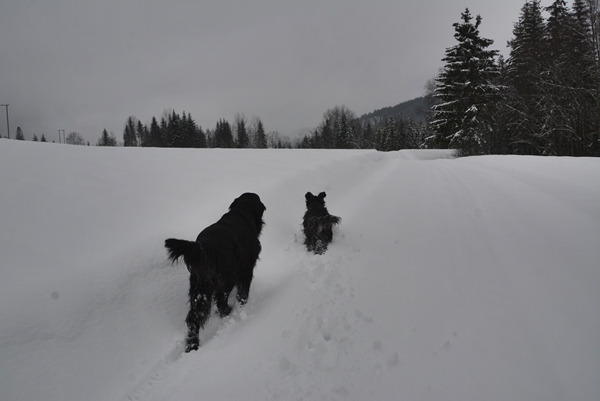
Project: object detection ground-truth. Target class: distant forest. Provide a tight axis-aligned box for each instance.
[7,0,600,157]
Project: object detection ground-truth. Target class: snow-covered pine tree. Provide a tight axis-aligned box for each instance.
[506,0,547,154]
[564,0,598,156]
[430,8,500,155]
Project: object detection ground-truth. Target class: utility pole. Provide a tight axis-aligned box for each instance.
[0,104,9,139]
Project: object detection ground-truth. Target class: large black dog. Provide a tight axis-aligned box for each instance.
[165,193,266,352]
[302,191,341,255]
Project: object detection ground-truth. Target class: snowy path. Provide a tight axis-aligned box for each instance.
[127,153,600,401]
[1,142,599,401]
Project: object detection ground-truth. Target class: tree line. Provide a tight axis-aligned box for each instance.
[296,105,429,151]
[97,110,270,149]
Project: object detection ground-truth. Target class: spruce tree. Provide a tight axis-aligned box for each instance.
[169,111,185,148]
[362,123,375,149]
[97,128,117,146]
[255,119,267,149]
[123,116,138,147]
[569,0,600,156]
[382,117,399,151]
[160,116,169,147]
[214,119,234,148]
[137,120,149,147]
[149,117,162,147]
[506,0,547,154]
[430,9,499,155]
[235,114,249,148]
[15,127,24,140]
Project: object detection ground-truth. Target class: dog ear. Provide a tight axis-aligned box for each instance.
[318,192,326,199]
[305,192,314,200]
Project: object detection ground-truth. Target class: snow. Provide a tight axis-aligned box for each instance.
[1,139,599,401]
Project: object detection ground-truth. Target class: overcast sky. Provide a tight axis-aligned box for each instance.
[1,0,551,143]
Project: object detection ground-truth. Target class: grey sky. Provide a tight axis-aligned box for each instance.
[0,0,549,144]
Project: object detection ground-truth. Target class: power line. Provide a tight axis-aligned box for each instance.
[0,104,9,139]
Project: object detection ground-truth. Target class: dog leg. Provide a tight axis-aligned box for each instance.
[215,284,234,317]
[236,273,253,306]
[185,275,212,352]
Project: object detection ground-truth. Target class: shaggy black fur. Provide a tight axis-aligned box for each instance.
[165,193,266,352]
[302,191,341,255]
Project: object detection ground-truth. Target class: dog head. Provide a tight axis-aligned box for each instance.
[229,192,266,232]
[305,191,327,210]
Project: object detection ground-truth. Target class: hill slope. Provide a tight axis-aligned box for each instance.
[360,96,429,124]
[1,140,599,401]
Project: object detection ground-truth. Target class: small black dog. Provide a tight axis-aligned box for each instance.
[302,191,341,255]
[165,193,266,352]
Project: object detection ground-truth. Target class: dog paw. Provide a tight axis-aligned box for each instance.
[217,305,233,318]
[185,337,200,352]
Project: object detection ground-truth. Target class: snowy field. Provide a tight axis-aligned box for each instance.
[1,139,599,401]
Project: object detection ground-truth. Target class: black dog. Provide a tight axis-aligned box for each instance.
[165,193,266,352]
[302,192,341,255]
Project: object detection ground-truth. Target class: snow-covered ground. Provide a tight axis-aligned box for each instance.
[1,139,599,401]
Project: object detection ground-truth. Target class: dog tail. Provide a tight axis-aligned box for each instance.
[165,238,218,283]
[329,215,341,226]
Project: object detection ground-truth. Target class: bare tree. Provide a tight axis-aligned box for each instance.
[66,132,86,145]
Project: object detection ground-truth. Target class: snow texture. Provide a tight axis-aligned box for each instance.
[1,140,599,401]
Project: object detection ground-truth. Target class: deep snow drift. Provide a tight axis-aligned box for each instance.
[1,140,599,401]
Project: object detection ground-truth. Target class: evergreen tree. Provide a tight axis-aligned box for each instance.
[183,112,205,148]
[320,118,334,148]
[15,127,24,140]
[506,0,548,154]
[41,134,47,142]
[234,113,250,148]
[362,122,375,149]
[430,8,500,155]
[33,134,38,141]
[486,56,514,154]
[149,117,162,147]
[160,116,169,147]
[123,116,138,147]
[214,119,234,148]
[256,119,267,148]
[337,113,351,148]
[137,120,149,147]
[382,117,399,151]
[97,128,117,146]
[542,0,576,155]
[568,0,599,155]
[169,111,185,148]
